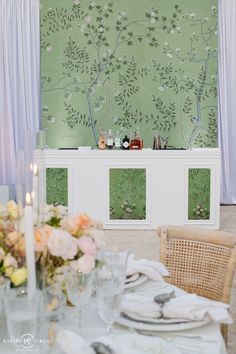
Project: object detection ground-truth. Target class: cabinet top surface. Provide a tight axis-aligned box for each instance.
[34,148,220,159]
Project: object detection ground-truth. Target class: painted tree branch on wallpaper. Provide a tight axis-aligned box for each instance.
[41,0,217,148]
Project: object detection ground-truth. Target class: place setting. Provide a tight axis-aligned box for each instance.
[116,285,232,333]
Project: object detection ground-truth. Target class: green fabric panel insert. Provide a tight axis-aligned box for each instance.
[188,168,210,220]
[46,168,68,206]
[109,168,146,220]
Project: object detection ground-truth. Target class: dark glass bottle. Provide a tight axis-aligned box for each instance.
[122,135,130,150]
[130,131,142,150]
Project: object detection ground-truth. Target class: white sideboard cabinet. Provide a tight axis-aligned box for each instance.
[34,148,221,230]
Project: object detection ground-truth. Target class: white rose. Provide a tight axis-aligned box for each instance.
[47,230,78,260]
[3,254,17,268]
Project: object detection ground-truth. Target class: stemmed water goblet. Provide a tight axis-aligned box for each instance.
[96,266,124,334]
[95,250,129,333]
[65,270,94,330]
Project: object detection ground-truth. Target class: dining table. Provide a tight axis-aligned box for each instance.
[0,275,229,354]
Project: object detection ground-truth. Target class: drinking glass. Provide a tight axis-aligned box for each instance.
[96,266,124,333]
[98,249,129,283]
[42,283,64,322]
[4,288,42,346]
[0,278,10,315]
[65,271,94,328]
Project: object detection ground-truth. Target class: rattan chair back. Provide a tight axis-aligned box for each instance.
[157,226,236,303]
[157,225,236,343]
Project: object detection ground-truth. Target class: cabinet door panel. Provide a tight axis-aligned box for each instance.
[188,168,210,220]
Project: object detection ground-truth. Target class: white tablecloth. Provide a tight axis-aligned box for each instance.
[0,280,228,354]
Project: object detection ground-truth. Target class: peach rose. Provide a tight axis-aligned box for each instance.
[6,231,21,246]
[77,236,96,256]
[34,225,52,252]
[14,238,25,257]
[74,213,92,229]
[60,217,78,235]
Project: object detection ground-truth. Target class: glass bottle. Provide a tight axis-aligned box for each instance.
[98,129,106,150]
[130,131,142,150]
[106,129,114,149]
[122,135,130,150]
[114,130,121,149]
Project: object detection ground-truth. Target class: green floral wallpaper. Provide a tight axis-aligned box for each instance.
[41,0,217,149]
[109,169,146,220]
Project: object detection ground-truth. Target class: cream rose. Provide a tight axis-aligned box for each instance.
[60,217,78,234]
[6,200,18,219]
[47,230,78,260]
[3,253,17,268]
[10,267,27,286]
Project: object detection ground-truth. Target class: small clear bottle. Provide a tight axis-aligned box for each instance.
[114,130,121,149]
[98,129,106,150]
[106,129,114,149]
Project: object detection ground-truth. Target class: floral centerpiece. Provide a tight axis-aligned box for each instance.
[35,204,107,287]
[0,201,27,287]
[0,201,106,288]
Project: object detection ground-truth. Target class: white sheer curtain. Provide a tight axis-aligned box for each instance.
[218,0,236,204]
[0,0,40,186]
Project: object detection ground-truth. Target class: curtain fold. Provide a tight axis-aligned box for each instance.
[218,0,236,204]
[0,0,40,186]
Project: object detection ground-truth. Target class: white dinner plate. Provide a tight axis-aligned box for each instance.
[125,273,139,284]
[116,313,209,332]
[122,312,193,324]
[124,274,148,289]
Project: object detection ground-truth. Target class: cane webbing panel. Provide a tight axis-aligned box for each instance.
[158,226,236,344]
[164,237,231,301]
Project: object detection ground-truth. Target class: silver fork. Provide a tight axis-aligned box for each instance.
[135,329,216,342]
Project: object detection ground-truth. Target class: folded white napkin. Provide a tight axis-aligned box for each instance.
[56,330,95,354]
[163,294,233,324]
[56,330,181,354]
[121,292,232,324]
[121,293,161,318]
[126,254,169,281]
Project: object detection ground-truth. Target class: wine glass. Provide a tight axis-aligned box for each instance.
[96,265,124,333]
[65,271,94,328]
[98,249,129,283]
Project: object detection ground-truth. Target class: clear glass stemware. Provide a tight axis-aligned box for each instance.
[65,271,94,329]
[96,266,124,333]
